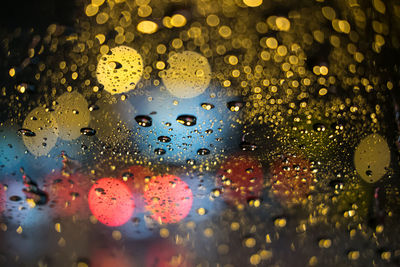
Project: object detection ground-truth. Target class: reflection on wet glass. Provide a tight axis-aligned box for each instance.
[0,0,400,266]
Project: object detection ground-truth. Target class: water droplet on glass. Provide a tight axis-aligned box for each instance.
[227,101,244,112]
[201,103,215,110]
[187,159,196,165]
[197,148,210,155]
[177,115,197,126]
[80,127,96,136]
[135,115,152,127]
[95,187,105,194]
[205,129,213,134]
[158,136,171,143]
[18,128,36,137]
[240,141,257,151]
[154,148,166,155]
[9,195,22,201]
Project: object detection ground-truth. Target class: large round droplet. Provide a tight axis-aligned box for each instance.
[80,127,96,136]
[176,115,197,126]
[135,115,152,127]
[197,148,210,155]
[158,136,171,143]
[354,133,390,183]
[162,51,211,98]
[96,46,143,94]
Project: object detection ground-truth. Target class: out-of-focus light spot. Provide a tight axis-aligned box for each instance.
[137,20,158,34]
[96,46,143,94]
[171,14,187,27]
[266,37,278,49]
[318,88,328,96]
[53,91,90,140]
[276,17,290,31]
[88,178,135,226]
[22,106,59,156]
[354,133,390,183]
[85,4,98,17]
[9,68,15,77]
[243,0,262,7]
[206,14,220,27]
[92,0,105,7]
[270,155,314,204]
[217,154,263,205]
[144,175,193,224]
[162,51,211,98]
[96,12,109,24]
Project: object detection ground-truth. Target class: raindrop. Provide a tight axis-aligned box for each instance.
[80,127,96,136]
[154,148,166,155]
[95,187,105,194]
[18,128,36,137]
[177,115,197,126]
[205,129,213,134]
[197,148,210,155]
[9,195,22,201]
[201,103,215,110]
[158,136,171,143]
[240,141,257,151]
[135,115,152,127]
[227,101,244,112]
[187,159,196,165]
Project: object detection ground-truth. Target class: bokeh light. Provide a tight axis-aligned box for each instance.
[88,178,134,227]
[144,175,193,224]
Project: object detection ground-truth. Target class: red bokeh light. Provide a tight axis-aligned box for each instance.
[144,175,193,224]
[270,154,315,204]
[44,171,91,218]
[217,154,264,205]
[88,178,135,227]
[118,165,154,213]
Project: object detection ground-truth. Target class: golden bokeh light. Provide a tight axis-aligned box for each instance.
[22,106,59,156]
[53,91,91,140]
[96,46,143,94]
[162,51,211,98]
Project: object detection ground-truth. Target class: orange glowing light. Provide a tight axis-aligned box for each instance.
[217,154,264,205]
[270,154,315,204]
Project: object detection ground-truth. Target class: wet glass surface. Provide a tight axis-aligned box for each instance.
[1,0,400,266]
